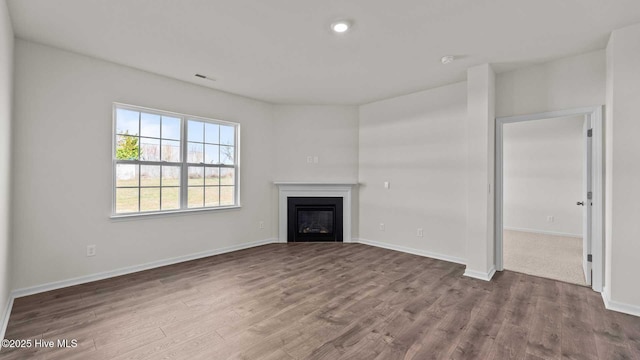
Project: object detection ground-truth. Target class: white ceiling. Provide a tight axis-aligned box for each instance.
[7,0,640,105]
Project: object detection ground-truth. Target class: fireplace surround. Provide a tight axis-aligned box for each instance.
[275,182,357,243]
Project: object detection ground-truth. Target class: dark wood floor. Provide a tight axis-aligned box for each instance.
[1,243,639,360]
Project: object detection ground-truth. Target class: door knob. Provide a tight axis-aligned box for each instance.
[577,201,584,206]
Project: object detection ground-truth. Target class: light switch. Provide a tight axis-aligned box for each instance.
[384,181,390,189]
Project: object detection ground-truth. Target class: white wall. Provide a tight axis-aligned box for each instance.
[0,0,13,322]
[605,23,640,312]
[503,116,584,236]
[273,105,359,183]
[272,105,359,238]
[358,82,468,263]
[11,40,276,289]
[496,50,606,117]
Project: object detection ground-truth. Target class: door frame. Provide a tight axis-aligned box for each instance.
[495,106,604,292]
[582,118,593,285]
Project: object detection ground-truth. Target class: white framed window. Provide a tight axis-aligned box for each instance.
[112,103,239,216]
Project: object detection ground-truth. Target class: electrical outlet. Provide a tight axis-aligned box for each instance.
[379,223,385,231]
[259,221,265,229]
[306,156,313,163]
[417,228,423,237]
[86,245,96,257]
[547,216,554,223]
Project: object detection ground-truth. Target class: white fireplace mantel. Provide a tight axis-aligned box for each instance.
[275,182,358,243]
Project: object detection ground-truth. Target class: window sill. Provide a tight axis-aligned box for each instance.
[110,205,242,220]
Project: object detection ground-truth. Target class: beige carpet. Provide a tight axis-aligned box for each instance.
[503,230,588,286]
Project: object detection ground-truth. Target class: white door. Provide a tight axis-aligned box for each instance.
[581,118,592,285]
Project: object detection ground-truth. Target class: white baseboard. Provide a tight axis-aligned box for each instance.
[0,295,14,341]
[503,227,582,238]
[353,238,501,282]
[463,266,496,281]
[11,238,277,299]
[601,286,640,318]
[353,238,466,265]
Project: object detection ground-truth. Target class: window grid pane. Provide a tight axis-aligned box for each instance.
[188,166,204,186]
[140,187,160,212]
[161,116,181,140]
[116,188,139,213]
[220,186,235,206]
[162,187,180,210]
[161,140,181,162]
[220,168,234,185]
[116,164,139,187]
[205,168,220,186]
[140,165,160,187]
[115,135,140,160]
[205,186,220,207]
[188,142,204,164]
[188,186,204,208]
[140,113,161,138]
[162,165,181,187]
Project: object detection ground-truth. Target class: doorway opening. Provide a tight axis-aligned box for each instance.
[496,107,604,292]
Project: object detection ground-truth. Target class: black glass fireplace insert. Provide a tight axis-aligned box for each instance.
[287,197,343,242]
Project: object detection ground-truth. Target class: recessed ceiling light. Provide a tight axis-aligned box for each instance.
[331,20,352,33]
[441,55,455,65]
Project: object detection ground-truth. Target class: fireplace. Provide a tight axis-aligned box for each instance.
[287,197,343,242]
[275,182,356,243]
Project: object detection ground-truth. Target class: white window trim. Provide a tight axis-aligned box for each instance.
[111,103,241,218]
